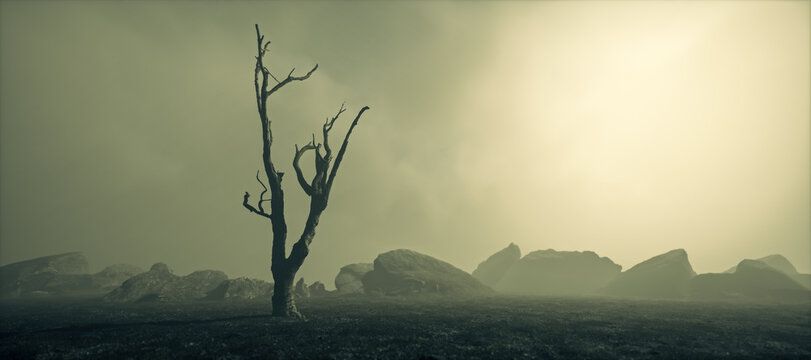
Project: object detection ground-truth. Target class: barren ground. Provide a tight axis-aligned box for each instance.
[1,295,809,359]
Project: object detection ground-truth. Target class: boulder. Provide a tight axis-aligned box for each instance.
[0,252,89,298]
[158,270,228,301]
[93,264,145,291]
[294,278,310,299]
[793,274,811,290]
[104,263,180,302]
[362,249,493,296]
[724,255,810,290]
[309,281,329,297]
[603,249,696,299]
[472,243,521,287]
[103,263,227,302]
[494,249,621,295]
[207,277,273,300]
[24,273,97,297]
[725,254,797,274]
[334,263,373,294]
[692,259,811,303]
[36,265,146,297]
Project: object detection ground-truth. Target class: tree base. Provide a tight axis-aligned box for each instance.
[271,277,303,319]
[271,305,303,319]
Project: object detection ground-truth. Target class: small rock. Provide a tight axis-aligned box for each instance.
[309,281,329,297]
[294,278,310,299]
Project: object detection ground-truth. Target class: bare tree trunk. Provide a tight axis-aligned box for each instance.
[271,269,298,317]
[242,24,369,318]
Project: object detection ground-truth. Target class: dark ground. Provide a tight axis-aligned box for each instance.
[1,295,809,359]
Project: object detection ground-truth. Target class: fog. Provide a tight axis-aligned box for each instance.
[1,1,808,287]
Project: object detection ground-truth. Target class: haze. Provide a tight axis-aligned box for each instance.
[1,1,808,287]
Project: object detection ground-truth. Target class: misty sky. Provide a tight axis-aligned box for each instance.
[1,1,809,286]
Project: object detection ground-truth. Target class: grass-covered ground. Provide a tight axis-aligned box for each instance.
[1,295,809,359]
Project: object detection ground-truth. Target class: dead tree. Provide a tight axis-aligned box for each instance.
[242,24,370,317]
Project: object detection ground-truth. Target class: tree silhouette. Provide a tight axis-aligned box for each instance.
[242,24,370,317]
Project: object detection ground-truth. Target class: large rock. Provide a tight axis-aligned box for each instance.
[725,254,797,274]
[603,249,696,299]
[724,255,810,290]
[206,277,273,300]
[93,264,145,291]
[25,273,96,297]
[104,263,180,302]
[104,263,227,302]
[0,252,89,298]
[0,253,141,298]
[309,281,330,297]
[494,249,621,295]
[692,260,811,303]
[334,263,373,294]
[472,243,521,287]
[794,274,811,290]
[158,270,228,301]
[362,249,492,296]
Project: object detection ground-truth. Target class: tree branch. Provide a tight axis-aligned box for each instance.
[327,106,370,192]
[243,192,272,220]
[293,141,317,196]
[266,64,319,98]
[268,71,281,84]
[322,103,346,161]
[255,170,270,213]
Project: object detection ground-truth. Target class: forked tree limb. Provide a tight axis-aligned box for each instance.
[242,192,272,220]
[322,103,346,161]
[326,106,370,192]
[253,24,318,197]
[266,64,319,98]
[255,170,270,213]
[293,141,317,196]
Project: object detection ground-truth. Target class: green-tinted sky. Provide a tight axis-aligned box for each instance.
[1,1,809,286]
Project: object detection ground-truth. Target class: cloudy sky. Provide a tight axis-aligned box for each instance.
[1,1,808,286]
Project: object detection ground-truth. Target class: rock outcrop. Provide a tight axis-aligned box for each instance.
[158,270,228,301]
[104,263,227,302]
[724,255,810,290]
[793,274,811,290]
[495,249,621,295]
[362,249,492,296]
[0,253,144,298]
[693,259,810,303]
[206,277,273,300]
[1,252,90,298]
[725,254,797,274]
[334,263,373,294]
[602,249,696,299]
[93,264,146,290]
[104,263,180,302]
[472,243,521,287]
